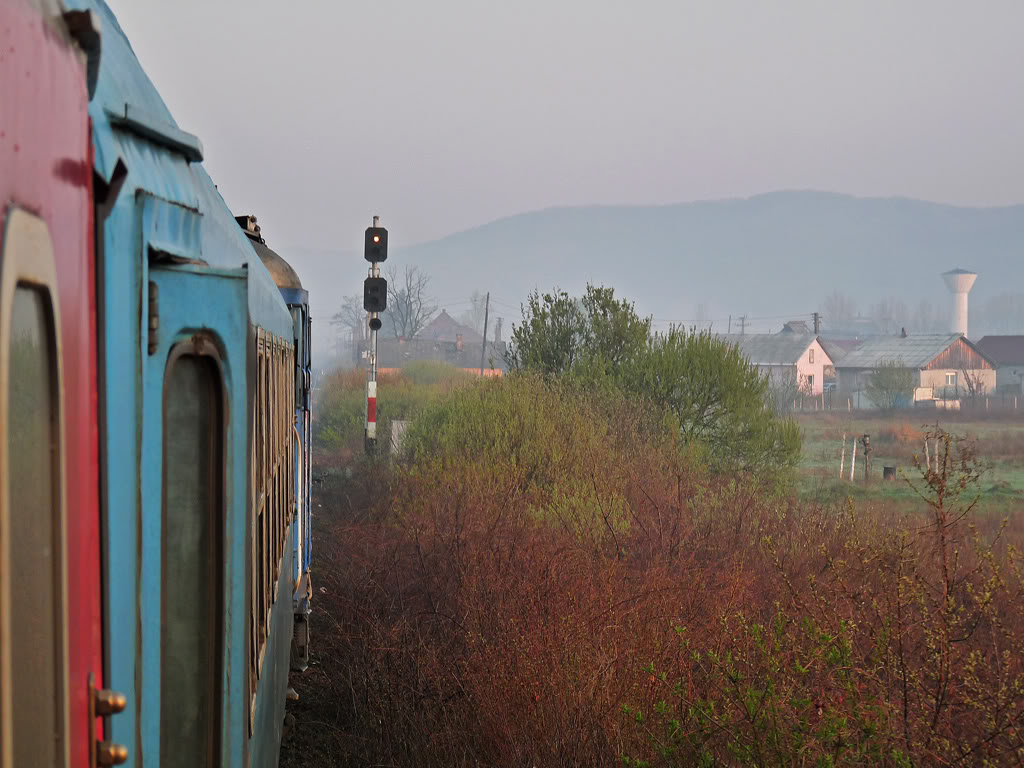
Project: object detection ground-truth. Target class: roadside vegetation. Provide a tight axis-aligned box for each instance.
[284,286,1024,768]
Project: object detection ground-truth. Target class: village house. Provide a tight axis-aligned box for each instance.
[369,310,509,373]
[718,332,833,395]
[975,336,1024,394]
[834,333,997,402]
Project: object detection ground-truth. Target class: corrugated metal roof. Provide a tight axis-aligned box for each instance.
[836,333,962,369]
[976,336,1024,366]
[717,333,822,366]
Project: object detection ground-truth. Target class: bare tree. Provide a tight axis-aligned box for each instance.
[866,357,915,410]
[959,366,983,399]
[386,265,438,339]
[911,298,939,333]
[330,293,368,353]
[822,290,857,330]
[869,297,909,336]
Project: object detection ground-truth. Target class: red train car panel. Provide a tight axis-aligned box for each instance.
[0,2,114,766]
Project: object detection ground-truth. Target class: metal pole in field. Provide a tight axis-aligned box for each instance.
[839,433,846,479]
[479,291,490,376]
[849,438,857,482]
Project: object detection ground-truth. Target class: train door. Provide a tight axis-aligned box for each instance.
[1,5,114,768]
[0,212,71,768]
[138,222,249,767]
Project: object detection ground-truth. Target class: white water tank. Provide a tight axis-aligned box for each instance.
[942,268,977,337]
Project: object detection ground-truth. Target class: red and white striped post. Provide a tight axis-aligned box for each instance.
[366,380,377,441]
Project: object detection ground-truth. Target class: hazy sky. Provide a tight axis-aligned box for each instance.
[107,0,1024,252]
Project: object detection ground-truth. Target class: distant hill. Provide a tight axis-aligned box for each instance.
[288,190,1024,359]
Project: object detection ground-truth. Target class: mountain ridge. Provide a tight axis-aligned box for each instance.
[286,190,1024,356]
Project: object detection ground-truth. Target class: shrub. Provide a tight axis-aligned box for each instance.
[508,284,802,473]
[867,358,915,411]
[624,428,1024,767]
[312,362,473,456]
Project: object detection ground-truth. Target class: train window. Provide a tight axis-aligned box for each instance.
[7,284,65,768]
[248,331,296,722]
[161,347,223,768]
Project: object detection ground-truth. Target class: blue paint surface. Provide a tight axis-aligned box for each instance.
[67,1,300,765]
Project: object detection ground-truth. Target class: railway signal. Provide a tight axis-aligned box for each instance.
[364,275,388,313]
[364,216,388,453]
[365,226,388,262]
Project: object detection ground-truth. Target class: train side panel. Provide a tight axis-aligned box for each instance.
[69,0,299,765]
[0,3,104,767]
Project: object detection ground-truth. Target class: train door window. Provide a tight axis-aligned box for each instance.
[1,210,68,768]
[161,343,224,768]
[8,288,65,767]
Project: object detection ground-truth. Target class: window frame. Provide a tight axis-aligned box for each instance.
[248,329,296,726]
[0,208,70,768]
[159,335,227,768]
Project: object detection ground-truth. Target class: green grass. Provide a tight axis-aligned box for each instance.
[793,411,1024,513]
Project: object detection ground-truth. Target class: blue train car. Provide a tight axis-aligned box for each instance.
[65,0,302,765]
[237,216,314,670]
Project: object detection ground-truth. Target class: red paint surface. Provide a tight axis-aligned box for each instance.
[0,5,102,765]
[367,396,377,423]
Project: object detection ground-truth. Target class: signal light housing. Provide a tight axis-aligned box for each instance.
[364,276,388,312]
[364,227,388,262]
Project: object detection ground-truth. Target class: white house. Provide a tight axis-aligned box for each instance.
[719,333,833,395]
[835,333,997,401]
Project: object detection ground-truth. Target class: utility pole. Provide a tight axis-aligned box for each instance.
[738,315,747,336]
[813,311,821,334]
[479,291,490,376]
[363,215,388,453]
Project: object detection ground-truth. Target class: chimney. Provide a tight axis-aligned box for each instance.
[456,333,463,351]
[942,268,977,336]
[494,317,503,343]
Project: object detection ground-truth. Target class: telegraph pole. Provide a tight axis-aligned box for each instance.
[738,315,747,336]
[363,216,388,453]
[813,312,821,334]
[479,291,490,376]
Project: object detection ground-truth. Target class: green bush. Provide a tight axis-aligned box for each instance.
[313,362,474,455]
[507,284,802,473]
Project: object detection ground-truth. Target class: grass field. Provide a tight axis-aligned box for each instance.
[794,409,1024,514]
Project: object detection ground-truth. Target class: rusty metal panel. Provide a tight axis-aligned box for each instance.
[924,336,995,370]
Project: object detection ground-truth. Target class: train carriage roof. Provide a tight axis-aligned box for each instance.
[65,0,293,338]
[235,215,309,306]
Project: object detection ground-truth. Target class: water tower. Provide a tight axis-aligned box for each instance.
[942,268,977,337]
